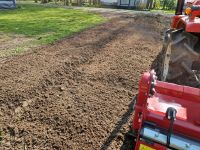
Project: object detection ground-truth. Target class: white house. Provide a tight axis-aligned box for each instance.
[118,0,148,8]
[101,0,117,5]
[0,0,16,9]
[101,0,148,8]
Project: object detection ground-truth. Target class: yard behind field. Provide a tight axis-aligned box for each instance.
[0,4,104,57]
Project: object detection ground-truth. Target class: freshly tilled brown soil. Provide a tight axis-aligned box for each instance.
[0,14,169,150]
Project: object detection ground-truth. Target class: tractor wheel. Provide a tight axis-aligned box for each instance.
[160,30,200,87]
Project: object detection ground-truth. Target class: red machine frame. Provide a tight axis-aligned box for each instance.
[132,71,200,150]
[172,0,200,33]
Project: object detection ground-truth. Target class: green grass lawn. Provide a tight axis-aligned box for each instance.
[151,9,175,15]
[0,4,105,44]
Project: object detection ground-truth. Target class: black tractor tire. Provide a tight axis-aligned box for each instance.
[160,29,200,87]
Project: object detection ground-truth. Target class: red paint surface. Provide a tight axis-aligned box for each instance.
[171,0,200,32]
[133,71,200,149]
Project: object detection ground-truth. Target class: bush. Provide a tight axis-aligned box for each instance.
[154,0,161,9]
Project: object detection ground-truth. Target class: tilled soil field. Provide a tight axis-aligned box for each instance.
[0,14,169,149]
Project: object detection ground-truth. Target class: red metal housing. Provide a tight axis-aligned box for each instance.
[132,71,200,150]
[171,15,200,33]
[171,1,200,33]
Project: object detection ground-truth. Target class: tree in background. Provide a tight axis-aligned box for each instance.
[167,0,176,9]
[162,0,167,9]
[154,0,160,9]
[146,0,154,9]
[162,0,177,10]
[41,0,48,3]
